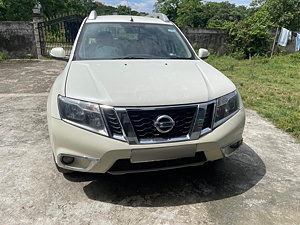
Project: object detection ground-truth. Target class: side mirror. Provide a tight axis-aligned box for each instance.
[198,48,210,60]
[49,47,68,61]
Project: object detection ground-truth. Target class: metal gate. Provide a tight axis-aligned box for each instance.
[38,14,85,57]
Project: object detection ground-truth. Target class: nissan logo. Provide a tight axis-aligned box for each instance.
[154,115,175,133]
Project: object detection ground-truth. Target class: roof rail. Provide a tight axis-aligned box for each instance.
[88,10,97,20]
[146,13,170,22]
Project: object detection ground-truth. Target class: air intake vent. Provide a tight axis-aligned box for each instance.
[203,103,214,130]
[103,108,123,136]
[108,151,206,173]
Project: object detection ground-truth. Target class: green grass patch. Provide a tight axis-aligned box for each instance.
[206,54,300,140]
[0,52,6,61]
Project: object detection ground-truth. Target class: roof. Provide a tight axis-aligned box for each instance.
[86,11,172,25]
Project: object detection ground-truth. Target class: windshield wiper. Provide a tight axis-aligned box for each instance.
[112,54,157,60]
[168,56,192,60]
[112,56,147,60]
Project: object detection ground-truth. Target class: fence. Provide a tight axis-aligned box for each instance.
[38,14,85,56]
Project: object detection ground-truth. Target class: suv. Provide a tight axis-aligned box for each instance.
[48,11,245,174]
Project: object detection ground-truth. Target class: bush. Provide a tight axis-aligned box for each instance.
[225,12,272,59]
[229,51,246,60]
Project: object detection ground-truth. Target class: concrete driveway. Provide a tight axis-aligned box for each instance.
[0,60,299,224]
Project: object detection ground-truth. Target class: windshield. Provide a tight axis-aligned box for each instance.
[74,22,195,60]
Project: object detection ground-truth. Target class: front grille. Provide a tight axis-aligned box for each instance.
[108,151,207,173]
[128,107,197,141]
[102,102,216,145]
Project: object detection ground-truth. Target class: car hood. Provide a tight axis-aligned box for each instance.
[66,60,236,106]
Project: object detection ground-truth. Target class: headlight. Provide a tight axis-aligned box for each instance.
[214,90,240,127]
[58,96,108,135]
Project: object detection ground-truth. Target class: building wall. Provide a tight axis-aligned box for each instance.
[181,28,228,54]
[182,28,299,56]
[0,22,37,59]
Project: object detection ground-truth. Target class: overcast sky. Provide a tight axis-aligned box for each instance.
[99,0,252,13]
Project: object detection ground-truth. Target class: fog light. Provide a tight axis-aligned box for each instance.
[230,139,243,148]
[61,156,75,164]
[221,138,243,157]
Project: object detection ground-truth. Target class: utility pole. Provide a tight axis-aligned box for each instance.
[270,25,279,59]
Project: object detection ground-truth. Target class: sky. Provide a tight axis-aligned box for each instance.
[100,0,253,13]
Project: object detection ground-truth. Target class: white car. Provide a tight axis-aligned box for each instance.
[48,11,245,174]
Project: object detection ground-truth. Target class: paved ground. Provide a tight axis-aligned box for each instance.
[0,59,299,225]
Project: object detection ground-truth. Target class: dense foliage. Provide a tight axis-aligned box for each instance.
[0,0,139,21]
[154,0,248,29]
[155,0,300,58]
[155,0,300,30]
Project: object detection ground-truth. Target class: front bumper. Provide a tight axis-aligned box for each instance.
[48,107,245,174]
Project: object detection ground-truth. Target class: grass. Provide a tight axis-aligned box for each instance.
[0,52,6,61]
[206,54,300,140]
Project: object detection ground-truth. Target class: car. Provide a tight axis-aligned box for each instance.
[47,11,245,174]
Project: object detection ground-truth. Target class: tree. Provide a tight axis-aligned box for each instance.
[225,0,300,58]
[38,0,67,18]
[200,2,222,27]
[176,0,203,27]
[39,0,95,18]
[65,0,95,15]
[225,9,272,58]
[205,2,247,29]
[2,0,35,21]
[0,0,96,20]
[250,0,300,30]
[153,0,249,28]
[153,0,181,22]
[93,2,116,16]
[0,0,6,21]
[116,5,139,16]
[117,5,131,15]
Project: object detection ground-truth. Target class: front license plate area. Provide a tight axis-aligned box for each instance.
[131,145,196,163]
